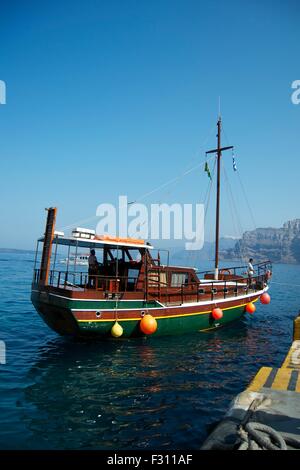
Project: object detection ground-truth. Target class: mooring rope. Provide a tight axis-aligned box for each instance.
[238,421,300,450]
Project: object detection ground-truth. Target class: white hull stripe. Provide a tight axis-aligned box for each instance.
[32,287,268,312]
[69,289,266,312]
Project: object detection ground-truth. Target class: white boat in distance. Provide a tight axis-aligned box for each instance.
[60,253,89,266]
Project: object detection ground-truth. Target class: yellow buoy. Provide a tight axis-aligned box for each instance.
[111,321,123,338]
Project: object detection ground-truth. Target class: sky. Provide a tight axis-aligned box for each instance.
[0,0,299,249]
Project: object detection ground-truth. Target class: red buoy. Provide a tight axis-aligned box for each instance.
[260,293,271,305]
[245,302,256,314]
[140,314,157,335]
[212,308,223,320]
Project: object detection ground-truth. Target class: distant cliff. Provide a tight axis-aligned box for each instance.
[223,219,300,264]
[169,238,237,266]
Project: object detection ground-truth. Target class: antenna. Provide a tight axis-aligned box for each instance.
[218,96,221,119]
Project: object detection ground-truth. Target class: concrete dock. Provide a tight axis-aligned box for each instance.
[201,313,300,450]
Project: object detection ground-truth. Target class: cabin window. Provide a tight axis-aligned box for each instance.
[171,273,189,287]
[128,269,140,283]
[126,250,141,262]
[148,271,167,287]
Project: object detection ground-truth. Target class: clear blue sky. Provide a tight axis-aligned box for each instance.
[0,0,299,249]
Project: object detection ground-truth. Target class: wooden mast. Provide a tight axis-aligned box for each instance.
[206,118,233,280]
[39,207,57,286]
[215,117,221,280]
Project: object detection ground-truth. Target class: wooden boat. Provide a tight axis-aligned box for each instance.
[31,117,272,338]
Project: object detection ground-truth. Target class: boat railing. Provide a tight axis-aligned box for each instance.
[32,264,270,303]
[33,269,144,293]
[196,260,272,279]
[145,270,269,303]
[150,249,170,267]
[146,263,270,303]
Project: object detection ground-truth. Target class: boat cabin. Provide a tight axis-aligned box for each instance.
[33,222,202,302]
[32,210,271,306]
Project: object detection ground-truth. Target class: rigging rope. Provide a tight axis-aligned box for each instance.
[125,155,216,240]
[203,158,216,222]
[222,163,246,262]
[58,155,215,233]
[185,157,217,268]
[222,168,244,264]
[222,123,257,232]
[57,121,218,232]
[236,172,257,232]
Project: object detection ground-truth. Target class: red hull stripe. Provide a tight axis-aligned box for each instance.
[74,295,259,321]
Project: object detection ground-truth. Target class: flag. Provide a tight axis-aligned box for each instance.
[204,161,212,180]
[232,156,237,172]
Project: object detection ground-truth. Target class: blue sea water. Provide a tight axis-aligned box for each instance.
[0,252,300,450]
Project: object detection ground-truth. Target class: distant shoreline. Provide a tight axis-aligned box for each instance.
[0,248,35,254]
[1,247,300,265]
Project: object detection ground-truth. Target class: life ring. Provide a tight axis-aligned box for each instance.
[265,270,272,280]
[220,269,232,275]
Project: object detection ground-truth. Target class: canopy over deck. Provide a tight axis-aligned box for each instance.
[38,234,154,250]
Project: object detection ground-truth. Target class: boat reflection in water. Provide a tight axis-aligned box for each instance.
[21,320,274,449]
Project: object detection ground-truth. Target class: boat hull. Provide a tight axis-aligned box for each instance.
[31,289,264,338]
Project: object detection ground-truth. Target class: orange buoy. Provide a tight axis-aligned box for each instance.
[260,293,271,305]
[140,314,157,335]
[212,308,223,320]
[245,302,256,314]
